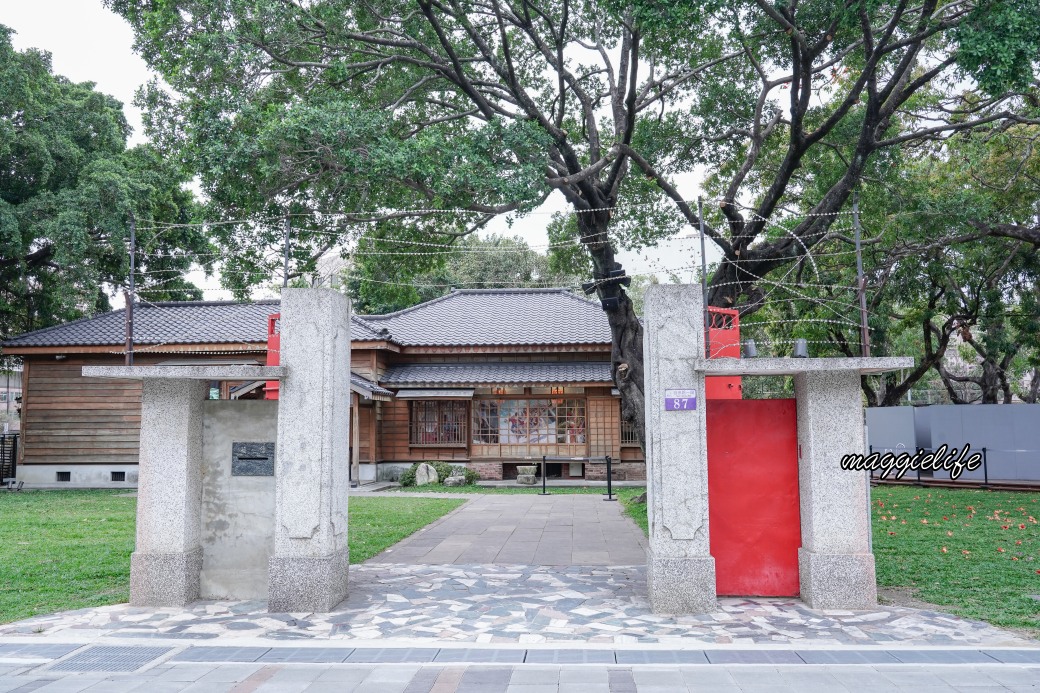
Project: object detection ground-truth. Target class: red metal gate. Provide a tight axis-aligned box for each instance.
[707,398,800,596]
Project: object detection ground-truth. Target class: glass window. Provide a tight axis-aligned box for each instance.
[473,399,586,445]
[410,400,468,446]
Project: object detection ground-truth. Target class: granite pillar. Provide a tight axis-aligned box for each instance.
[268,289,352,612]
[130,378,207,606]
[795,369,877,609]
[643,285,716,613]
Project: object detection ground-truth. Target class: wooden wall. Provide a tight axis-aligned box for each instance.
[22,356,142,467]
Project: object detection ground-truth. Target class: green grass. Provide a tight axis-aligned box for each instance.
[8,485,1036,637]
[0,491,464,624]
[0,491,136,626]
[871,485,1040,634]
[392,484,629,494]
[347,496,465,563]
[618,484,1040,636]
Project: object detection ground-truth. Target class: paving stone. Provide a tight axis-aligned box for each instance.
[171,648,270,663]
[526,651,615,664]
[705,650,803,664]
[888,651,998,664]
[258,649,351,663]
[616,651,708,664]
[794,650,898,664]
[509,667,560,685]
[346,649,438,663]
[983,650,1040,664]
[435,650,526,663]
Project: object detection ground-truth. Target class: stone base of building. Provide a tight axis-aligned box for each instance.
[585,461,646,481]
[470,462,504,480]
[268,548,350,613]
[130,548,203,607]
[798,548,877,609]
[647,550,717,614]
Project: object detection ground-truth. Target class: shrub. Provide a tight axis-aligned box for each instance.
[399,463,420,487]
[451,465,479,485]
[431,461,455,482]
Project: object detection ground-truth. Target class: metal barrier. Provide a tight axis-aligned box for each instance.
[0,433,18,482]
[540,455,616,500]
[866,445,1040,490]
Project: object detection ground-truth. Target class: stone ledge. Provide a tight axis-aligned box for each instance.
[692,356,913,376]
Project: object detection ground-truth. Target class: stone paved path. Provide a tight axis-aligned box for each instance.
[367,494,648,566]
[3,650,1040,692]
[1,564,1028,646]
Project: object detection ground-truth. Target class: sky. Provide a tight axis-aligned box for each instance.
[1,2,708,302]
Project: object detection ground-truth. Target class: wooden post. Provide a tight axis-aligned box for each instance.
[351,393,361,487]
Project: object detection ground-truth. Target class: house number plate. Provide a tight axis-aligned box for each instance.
[664,389,697,411]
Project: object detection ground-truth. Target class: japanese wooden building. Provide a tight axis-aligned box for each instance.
[2,289,647,486]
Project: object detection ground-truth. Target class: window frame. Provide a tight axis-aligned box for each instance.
[408,400,469,447]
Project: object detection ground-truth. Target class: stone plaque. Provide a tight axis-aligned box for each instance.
[231,442,275,476]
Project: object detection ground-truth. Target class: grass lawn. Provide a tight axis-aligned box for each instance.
[0,491,463,625]
[872,485,1040,635]
[615,483,1040,636]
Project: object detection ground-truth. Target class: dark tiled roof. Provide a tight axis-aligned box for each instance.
[1,300,385,348]
[362,288,611,346]
[380,361,613,386]
[350,372,393,398]
[1,288,609,350]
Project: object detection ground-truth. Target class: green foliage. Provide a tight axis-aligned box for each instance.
[348,235,580,314]
[396,462,478,487]
[956,0,1040,94]
[432,462,455,483]
[450,465,480,485]
[398,463,419,487]
[0,25,207,340]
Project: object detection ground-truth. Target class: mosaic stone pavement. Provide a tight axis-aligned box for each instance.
[0,564,1029,647]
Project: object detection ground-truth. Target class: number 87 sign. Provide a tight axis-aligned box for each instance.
[664,389,698,411]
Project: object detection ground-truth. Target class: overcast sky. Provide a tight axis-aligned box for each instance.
[1,2,705,300]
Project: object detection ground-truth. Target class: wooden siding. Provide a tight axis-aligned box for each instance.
[378,399,469,462]
[22,357,142,466]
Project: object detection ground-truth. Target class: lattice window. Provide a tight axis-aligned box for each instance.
[621,416,640,446]
[472,398,586,445]
[409,400,468,446]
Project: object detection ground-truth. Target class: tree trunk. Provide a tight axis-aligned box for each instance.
[979,360,1001,404]
[1025,368,1040,404]
[576,209,646,451]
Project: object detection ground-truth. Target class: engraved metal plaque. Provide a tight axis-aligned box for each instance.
[231,442,275,476]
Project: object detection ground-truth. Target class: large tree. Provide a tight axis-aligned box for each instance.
[0,25,208,341]
[108,0,1038,444]
[348,234,581,313]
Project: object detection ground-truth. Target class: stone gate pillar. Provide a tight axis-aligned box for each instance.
[268,289,352,612]
[795,370,876,609]
[643,285,717,613]
[131,378,207,606]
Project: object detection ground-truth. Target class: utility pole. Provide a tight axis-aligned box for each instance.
[853,192,871,357]
[124,213,136,366]
[283,216,291,289]
[698,197,711,359]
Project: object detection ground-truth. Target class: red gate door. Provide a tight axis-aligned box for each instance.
[707,398,800,596]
